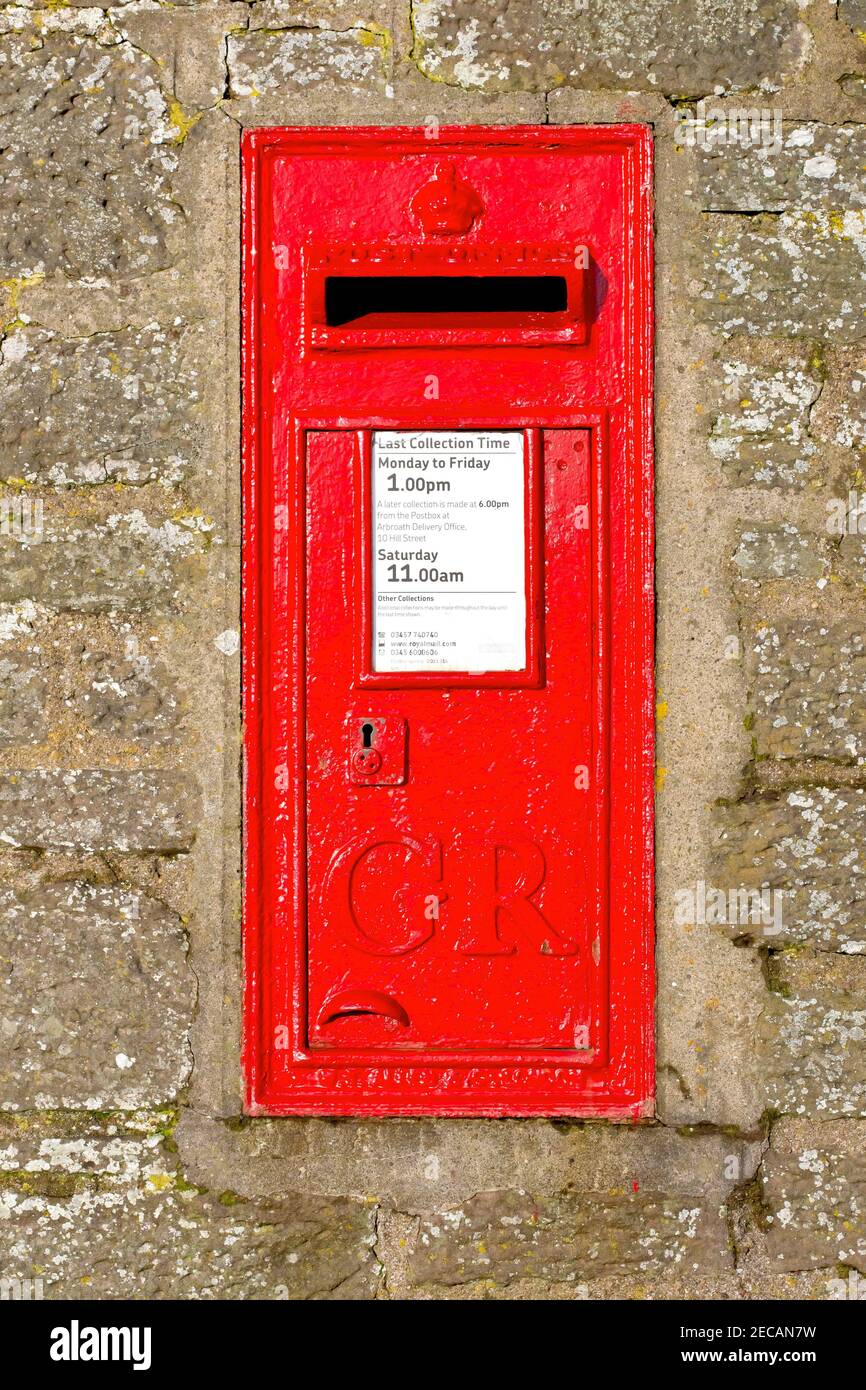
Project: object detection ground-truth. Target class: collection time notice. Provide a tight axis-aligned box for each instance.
[371,430,527,673]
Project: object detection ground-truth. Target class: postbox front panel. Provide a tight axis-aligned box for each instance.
[242,127,654,1116]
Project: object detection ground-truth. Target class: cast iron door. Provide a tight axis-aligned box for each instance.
[242,126,654,1116]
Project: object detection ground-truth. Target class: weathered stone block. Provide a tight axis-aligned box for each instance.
[410,0,807,95]
[0,770,195,851]
[838,0,866,32]
[0,651,45,743]
[0,1106,176,1173]
[0,1188,378,1300]
[248,0,392,29]
[714,788,866,953]
[708,343,821,487]
[0,883,194,1108]
[112,4,239,109]
[0,31,180,279]
[0,609,181,748]
[0,510,204,613]
[836,534,866,587]
[691,124,866,213]
[811,350,866,453]
[0,324,200,487]
[750,619,866,764]
[0,1114,378,1298]
[0,601,44,744]
[840,74,866,101]
[697,211,866,342]
[762,1118,866,1275]
[733,525,825,580]
[177,1111,759,1210]
[227,26,389,99]
[758,952,866,1115]
[0,1109,173,1178]
[406,1187,731,1289]
[65,634,183,746]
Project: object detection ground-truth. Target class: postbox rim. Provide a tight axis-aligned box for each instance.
[241,123,655,1118]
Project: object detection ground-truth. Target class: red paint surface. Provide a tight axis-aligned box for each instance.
[242,126,654,1117]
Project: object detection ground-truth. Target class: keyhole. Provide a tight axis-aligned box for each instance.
[361,722,374,749]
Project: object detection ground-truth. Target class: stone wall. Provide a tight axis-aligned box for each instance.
[0,0,863,1299]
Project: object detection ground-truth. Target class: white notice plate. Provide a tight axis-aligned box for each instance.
[371,430,526,673]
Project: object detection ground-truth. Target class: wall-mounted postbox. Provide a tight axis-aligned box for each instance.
[242,126,654,1117]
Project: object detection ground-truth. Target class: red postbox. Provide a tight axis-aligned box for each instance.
[242,126,654,1117]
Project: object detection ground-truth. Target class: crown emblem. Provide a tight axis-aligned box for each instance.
[409,164,484,237]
